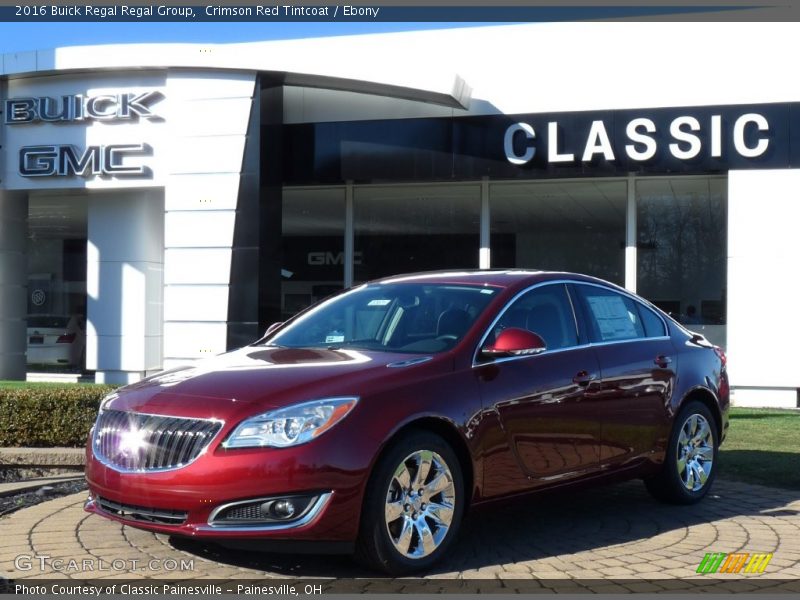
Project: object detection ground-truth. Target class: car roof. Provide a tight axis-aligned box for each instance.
[372,269,611,289]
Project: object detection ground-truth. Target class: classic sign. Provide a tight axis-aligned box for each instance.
[504,113,770,165]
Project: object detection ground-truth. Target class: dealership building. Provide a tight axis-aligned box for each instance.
[0,22,797,407]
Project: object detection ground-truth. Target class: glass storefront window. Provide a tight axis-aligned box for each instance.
[353,185,481,282]
[636,177,727,348]
[490,180,627,285]
[27,194,88,373]
[281,187,346,320]
[281,177,727,350]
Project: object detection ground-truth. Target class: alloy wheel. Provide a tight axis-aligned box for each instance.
[676,413,714,492]
[383,450,456,559]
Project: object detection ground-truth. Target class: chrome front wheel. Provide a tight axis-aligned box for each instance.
[384,450,456,559]
[356,431,464,575]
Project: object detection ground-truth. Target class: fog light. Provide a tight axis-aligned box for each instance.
[211,493,322,526]
[272,500,296,519]
[258,499,297,519]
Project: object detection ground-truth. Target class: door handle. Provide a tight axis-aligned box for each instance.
[573,370,597,386]
[654,355,673,368]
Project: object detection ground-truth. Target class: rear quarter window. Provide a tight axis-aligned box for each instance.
[636,303,667,338]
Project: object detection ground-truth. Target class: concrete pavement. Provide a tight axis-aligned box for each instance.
[1,479,798,592]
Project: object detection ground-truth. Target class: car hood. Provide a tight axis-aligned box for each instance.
[102,346,445,421]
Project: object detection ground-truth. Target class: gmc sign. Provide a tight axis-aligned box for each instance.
[19,144,151,177]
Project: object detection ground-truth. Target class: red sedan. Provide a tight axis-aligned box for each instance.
[85,270,729,574]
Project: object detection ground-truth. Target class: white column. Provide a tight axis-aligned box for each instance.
[161,71,256,370]
[728,169,800,408]
[0,192,28,380]
[479,177,490,269]
[87,191,164,385]
[344,181,354,288]
[624,174,637,293]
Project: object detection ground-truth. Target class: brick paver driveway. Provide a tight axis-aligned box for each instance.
[1,479,799,592]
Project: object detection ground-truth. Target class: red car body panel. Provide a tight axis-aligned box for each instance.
[85,271,729,548]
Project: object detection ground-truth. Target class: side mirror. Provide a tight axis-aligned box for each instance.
[482,327,546,358]
[263,322,284,337]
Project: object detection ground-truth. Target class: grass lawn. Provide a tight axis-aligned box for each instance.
[719,407,800,490]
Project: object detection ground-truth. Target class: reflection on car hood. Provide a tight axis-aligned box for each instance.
[103,346,443,420]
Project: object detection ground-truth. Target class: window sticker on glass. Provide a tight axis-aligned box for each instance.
[325,332,345,344]
[586,295,638,341]
[367,299,391,306]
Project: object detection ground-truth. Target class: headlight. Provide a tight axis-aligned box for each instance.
[223,397,358,449]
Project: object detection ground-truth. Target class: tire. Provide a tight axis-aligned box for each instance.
[355,431,465,575]
[645,400,718,505]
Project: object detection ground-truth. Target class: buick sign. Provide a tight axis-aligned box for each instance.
[4,91,162,124]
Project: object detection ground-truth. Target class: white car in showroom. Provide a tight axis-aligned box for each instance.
[26,314,86,368]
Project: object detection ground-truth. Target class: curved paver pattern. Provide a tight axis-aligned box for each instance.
[1,479,798,591]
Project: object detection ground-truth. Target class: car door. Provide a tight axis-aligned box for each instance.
[571,283,677,470]
[476,283,603,496]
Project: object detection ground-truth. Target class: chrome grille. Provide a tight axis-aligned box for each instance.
[93,410,222,472]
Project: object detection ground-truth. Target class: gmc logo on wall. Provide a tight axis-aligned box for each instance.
[19,144,152,177]
[307,251,363,266]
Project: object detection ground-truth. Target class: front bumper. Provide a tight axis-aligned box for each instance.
[84,492,338,536]
[84,433,374,543]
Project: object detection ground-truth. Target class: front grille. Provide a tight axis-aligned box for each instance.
[96,496,188,525]
[93,410,222,472]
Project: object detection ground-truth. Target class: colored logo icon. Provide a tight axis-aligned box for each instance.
[697,552,773,574]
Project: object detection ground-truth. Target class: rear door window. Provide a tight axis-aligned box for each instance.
[575,285,647,343]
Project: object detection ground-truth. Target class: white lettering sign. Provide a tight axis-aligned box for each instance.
[504,112,771,165]
[4,91,163,124]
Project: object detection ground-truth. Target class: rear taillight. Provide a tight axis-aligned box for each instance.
[56,333,76,344]
[713,345,727,368]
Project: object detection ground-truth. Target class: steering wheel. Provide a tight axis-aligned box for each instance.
[435,334,458,342]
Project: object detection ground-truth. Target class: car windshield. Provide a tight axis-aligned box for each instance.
[266,282,499,354]
[27,316,70,328]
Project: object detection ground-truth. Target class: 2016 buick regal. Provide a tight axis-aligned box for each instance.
[85,270,729,574]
